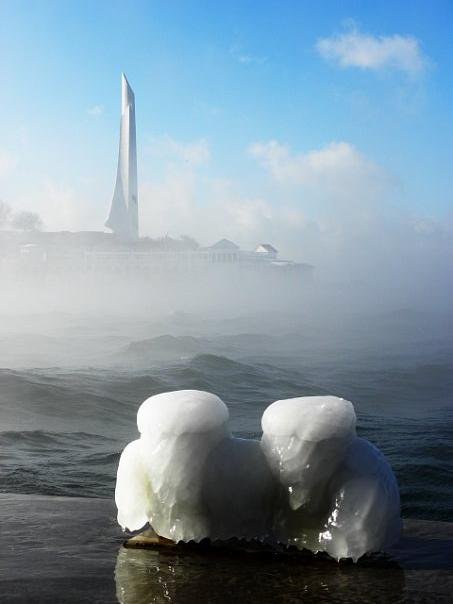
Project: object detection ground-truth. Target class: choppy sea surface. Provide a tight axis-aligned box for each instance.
[1,309,452,521]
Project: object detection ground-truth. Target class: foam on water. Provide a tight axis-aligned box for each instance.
[115,390,401,560]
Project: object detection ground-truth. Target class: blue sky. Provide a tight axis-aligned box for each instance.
[0,0,452,256]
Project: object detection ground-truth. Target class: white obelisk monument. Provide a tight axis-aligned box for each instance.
[106,73,139,240]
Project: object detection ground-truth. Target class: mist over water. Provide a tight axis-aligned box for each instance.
[0,273,452,521]
[1,214,453,526]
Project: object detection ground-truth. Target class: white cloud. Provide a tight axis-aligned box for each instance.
[139,163,309,255]
[0,149,17,178]
[87,105,104,117]
[24,179,103,231]
[230,43,267,65]
[138,135,399,263]
[37,180,82,230]
[149,135,211,167]
[248,138,404,268]
[248,140,390,200]
[316,27,427,75]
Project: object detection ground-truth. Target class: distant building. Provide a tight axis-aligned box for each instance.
[0,231,313,280]
[208,239,240,251]
[201,239,240,264]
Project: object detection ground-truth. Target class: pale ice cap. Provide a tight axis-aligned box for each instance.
[137,389,229,436]
[261,395,356,442]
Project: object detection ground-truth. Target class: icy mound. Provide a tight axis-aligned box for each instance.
[319,437,402,561]
[116,390,401,560]
[261,396,356,511]
[261,396,401,560]
[116,390,231,542]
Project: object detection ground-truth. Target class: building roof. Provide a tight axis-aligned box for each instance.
[208,238,240,251]
[255,243,278,254]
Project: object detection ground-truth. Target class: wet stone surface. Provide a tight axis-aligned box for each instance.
[1,494,452,603]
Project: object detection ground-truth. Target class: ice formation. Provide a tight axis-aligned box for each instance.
[115,390,401,560]
[261,396,401,560]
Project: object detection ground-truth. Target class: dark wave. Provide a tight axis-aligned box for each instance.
[124,334,204,358]
[357,411,453,521]
[1,343,452,520]
[0,430,121,498]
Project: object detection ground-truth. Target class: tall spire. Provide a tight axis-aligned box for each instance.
[105,73,139,240]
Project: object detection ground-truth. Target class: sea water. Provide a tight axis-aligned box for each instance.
[0,309,452,523]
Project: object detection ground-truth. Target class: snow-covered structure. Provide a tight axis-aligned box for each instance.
[105,73,139,240]
[115,390,401,561]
